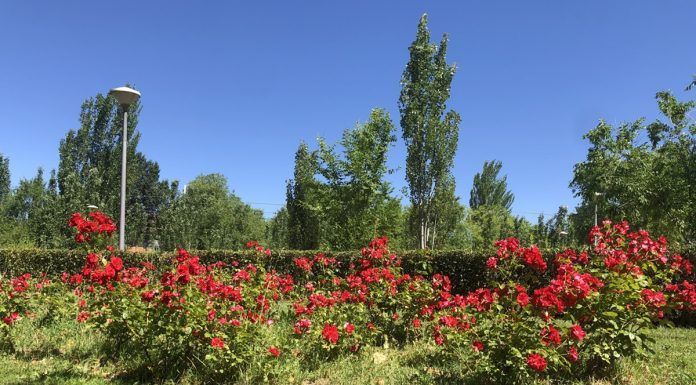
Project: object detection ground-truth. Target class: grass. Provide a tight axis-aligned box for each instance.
[0,321,694,385]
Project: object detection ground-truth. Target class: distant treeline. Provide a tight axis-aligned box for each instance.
[1,16,694,251]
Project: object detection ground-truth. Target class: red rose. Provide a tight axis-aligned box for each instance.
[569,324,586,341]
[322,324,339,344]
[76,311,90,323]
[434,330,444,346]
[211,337,224,349]
[344,322,355,335]
[2,312,19,325]
[486,257,498,269]
[109,256,123,271]
[527,353,547,372]
[568,346,579,363]
[141,290,156,302]
[516,292,530,307]
[541,325,562,346]
[472,341,484,351]
[268,346,281,357]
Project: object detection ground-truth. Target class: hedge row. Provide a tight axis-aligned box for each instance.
[2,246,694,295]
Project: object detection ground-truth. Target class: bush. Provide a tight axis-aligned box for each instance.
[2,247,693,294]
[1,211,695,382]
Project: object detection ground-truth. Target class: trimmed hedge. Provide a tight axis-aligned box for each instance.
[2,246,694,295]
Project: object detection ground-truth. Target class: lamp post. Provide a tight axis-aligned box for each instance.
[593,192,605,246]
[559,230,568,247]
[108,86,141,251]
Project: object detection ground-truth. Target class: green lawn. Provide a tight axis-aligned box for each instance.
[1,323,694,385]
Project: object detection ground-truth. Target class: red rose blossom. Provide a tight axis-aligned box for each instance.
[322,324,339,344]
[211,337,225,349]
[527,353,547,372]
[569,346,579,363]
[268,346,281,357]
[486,257,498,269]
[569,324,586,341]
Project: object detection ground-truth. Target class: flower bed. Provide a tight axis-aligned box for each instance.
[1,212,694,382]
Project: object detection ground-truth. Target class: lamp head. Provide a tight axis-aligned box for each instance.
[109,86,141,106]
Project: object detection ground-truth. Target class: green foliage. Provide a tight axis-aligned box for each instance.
[157,174,265,250]
[3,247,692,296]
[0,153,9,202]
[399,14,461,249]
[314,109,402,249]
[56,91,177,248]
[3,168,66,248]
[464,160,528,251]
[571,90,696,244]
[287,143,321,249]
[546,205,575,248]
[469,160,515,210]
[0,91,178,249]
[0,323,693,385]
[266,207,289,249]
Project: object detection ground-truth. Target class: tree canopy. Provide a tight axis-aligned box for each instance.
[571,91,696,244]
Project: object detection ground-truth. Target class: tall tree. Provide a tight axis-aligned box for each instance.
[57,90,175,247]
[286,143,320,249]
[4,168,64,247]
[469,160,514,210]
[535,213,548,248]
[513,216,534,245]
[266,207,290,249]
[571,90,695,243]
[158,174,265,250]
[315,109,401,249]
[0,153,9,202]
[399,14,461,249]
[547,205,572,247]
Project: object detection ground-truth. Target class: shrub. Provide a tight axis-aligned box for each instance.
[420,221,695,382]
[1,211,695,383]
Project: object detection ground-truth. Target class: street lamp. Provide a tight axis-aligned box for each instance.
[559,230,568,247]
[108,86,141,251]
[593,192,605,246]
[593,192,605,227]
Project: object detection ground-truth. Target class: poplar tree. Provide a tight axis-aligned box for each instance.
[286,142,320,249]
[0,154,9,202]
[399,14,461,249]
[57,91,175,247]
[469,160,514,210]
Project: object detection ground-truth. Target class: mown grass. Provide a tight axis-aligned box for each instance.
[0,321,693,385]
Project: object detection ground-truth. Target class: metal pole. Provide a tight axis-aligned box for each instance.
[119,108,128,251]
[594,200,598,246]
[594,202,598,227]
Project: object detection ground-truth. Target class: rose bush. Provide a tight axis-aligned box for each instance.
[1,212,694,383]
[421,220,695,382]
[63,213,294,378]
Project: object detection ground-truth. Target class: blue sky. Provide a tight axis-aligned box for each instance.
[1,1,695,220]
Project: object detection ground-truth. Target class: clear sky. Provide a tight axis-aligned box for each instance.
[1,1,695,220]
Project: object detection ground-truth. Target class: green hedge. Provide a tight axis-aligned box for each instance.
[3,247,694,294]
